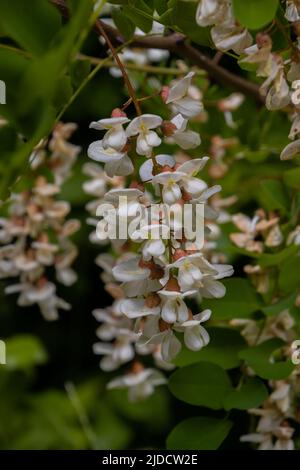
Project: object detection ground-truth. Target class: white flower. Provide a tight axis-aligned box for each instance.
[136,316,182,362]
[89,117,129,151]
[176,158,209,197]
[131,224,168,260]
[265,71,290,111]
[196,0,230,27]
[288,113,300,140]
[167,114,201,149]
[139,154,175,182]
[158,289,196,323]
[107,367,166,401]
[119,298,161,319]
[93,331,136,371]
[112,256,161,297]
[287,225,300,245]
[152,170,185,204]
[152,157,211,204]
[165,72,203,118]
[211,20,253,55]
[126,114,162,156]
[88,140,133,177]
[143,328,182,362]
[260,57,290,111]
[280,139,300,160]
[285,1,300,22]
[113,256,150,282]
[82,163,108,198]
[170,253,233,297]
[174,309,211,351]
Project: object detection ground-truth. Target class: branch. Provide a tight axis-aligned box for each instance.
[50,0,263,103]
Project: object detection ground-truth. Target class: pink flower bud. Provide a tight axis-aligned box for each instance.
[111,108,127,118]
[161,86,170,103]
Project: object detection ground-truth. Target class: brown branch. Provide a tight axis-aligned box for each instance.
[49,0,263,103]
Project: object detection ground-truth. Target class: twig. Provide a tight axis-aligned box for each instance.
[95,20,142,115]
[77,53,206,76]
[49,0,263,102]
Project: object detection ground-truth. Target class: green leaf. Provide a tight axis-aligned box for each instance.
[171,1,211,46]
[155,0,169,15]
[201,278,261,320]
[224,377,268,410]
[239,338,294,380]
[258,244,299,268]
[167,417,232,450]
[5,335,48,370]
[233,0,278,30]
[168,362,231,409]
[0,0,61,56]
[174,327,246,369]
[123,0,153,33]
[283,167,300,190]
[112,7,136,39]
[278,256,300,293]
[259,180,289,214]
[0,0,94,200]
[108,388,170,431]
[262,292,298,316]
[70,59,91,88]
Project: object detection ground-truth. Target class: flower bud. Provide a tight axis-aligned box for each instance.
[161,86,170,103]
[164,277,180,292]
[161,120,177,137]
[173,249,186,261]
[111,108,127,118]
[145,293,161,308]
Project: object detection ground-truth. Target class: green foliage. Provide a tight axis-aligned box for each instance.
[259,180,289,215]
[5,334,48,370]
[239,338,295,380]
[167,417,233,450]
[169,362,268,411]
[165,1,211,46]
[122,0,153,33]
[0,0,94,199]
[168,362,232,409]
[201,278,262,320]
[108,388,171,432]
[174,327,246,369]
[278,256,300,293]
[112,8,136,40]
[232,0,279,29]
[0,0,61,56]
[223,377,268,411]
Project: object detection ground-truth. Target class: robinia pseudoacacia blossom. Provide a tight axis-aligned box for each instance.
[1,0,300,452]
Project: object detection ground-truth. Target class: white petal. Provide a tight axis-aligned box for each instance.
[139,154,175,181]
[161,331,182,361]
[112,258,150,282]
[173,130,201,149]
[161,300,177,323]
[166,72,194,103]
[280,139,300,160]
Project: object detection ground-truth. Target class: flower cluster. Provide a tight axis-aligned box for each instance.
[0,123,80,320]
[230,206,300,449]
[196,0,253,54]
[236,311,300,450]
[85,72,233,400]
